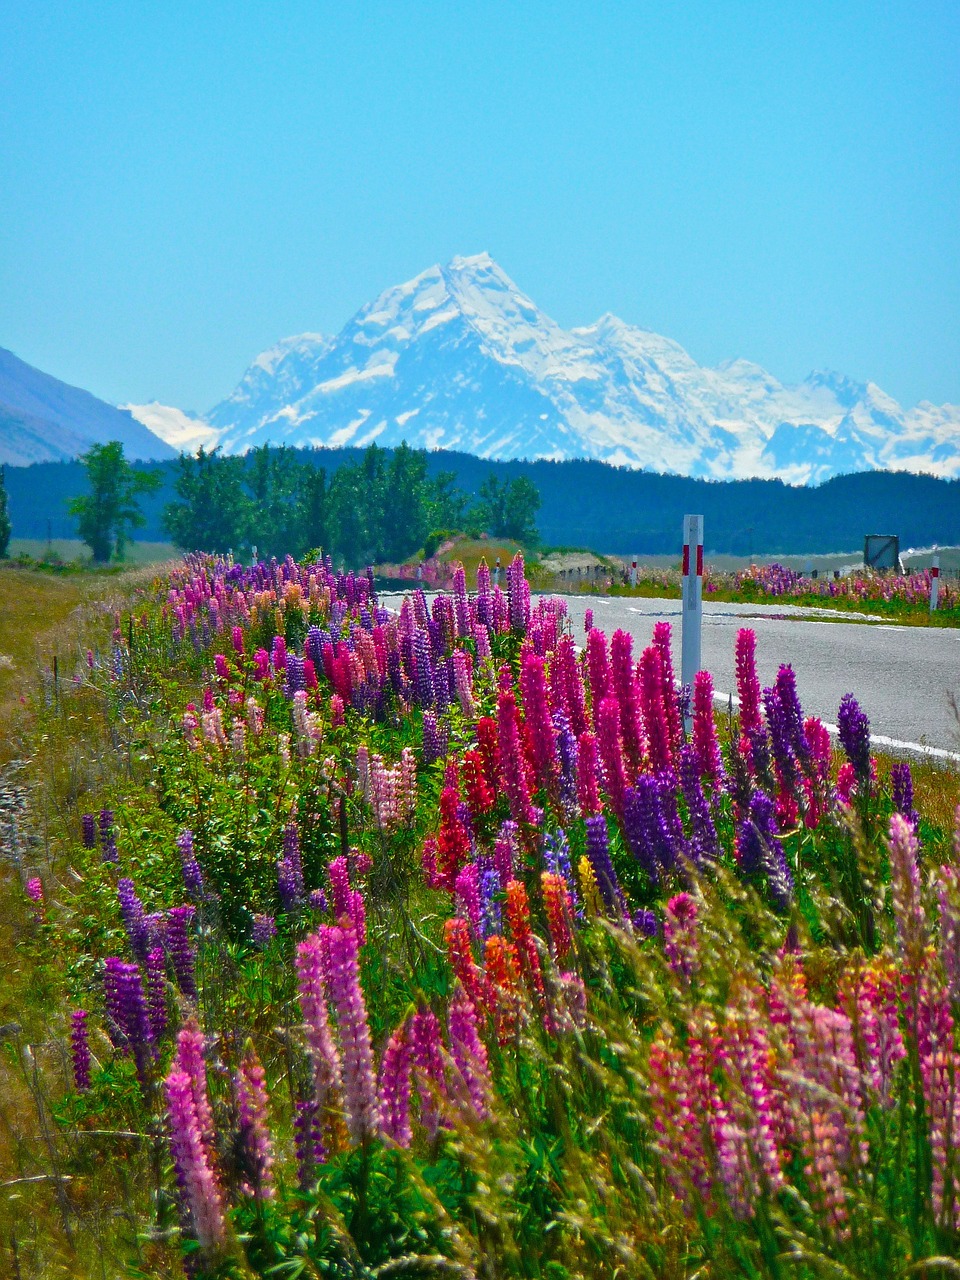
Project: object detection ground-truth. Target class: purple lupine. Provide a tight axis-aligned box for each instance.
[165,906,198,998]
[293,1098,325,1185]
[622,776,677,882]
[837,692,871,785]
[413,630,435,708]
[585,815,627,916]
[177,829,204,899]
[321,923,378,1143]
[678,745,720,861]
[81,814,97,849]
[234,1043,275,1200]
[99,809,118,863]
[455,863,483,937]
[494,820,518,886]
[308,888,328,914]
[554,712,579,813]
[632,909,659,937]
[285,654,305,698]
[422,711,448,765]
[448,987,490,1119]
[774,664,811,767]
[103,957,154,1082]
[412,1006,447,1141]
[506,553,530,633]
[476,559,493,626]
[737,792,794,911]
[544,828,579,910]
[70,1009,91,1091]
[379,1017,414,1147]
[117,878,150,964]
[165,1067,226,1255]
[146,945,168,1040]
[479,868,502,937]
[252,913,277,948]
[891,762,919,829]
[763,687,799,799]
[277,821,305,911]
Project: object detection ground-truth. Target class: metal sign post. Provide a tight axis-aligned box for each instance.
[681,515,703,732]
[931,555,940,613]
[630,556,637,588]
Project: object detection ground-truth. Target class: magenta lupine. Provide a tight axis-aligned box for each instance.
[519,648,558,790]
[596,696,628,819]
[175,1019,216,1159]
[639,646,672,773]
[887,812,927,970]
[652,621,682,755]
[575,729,602,816]
[610,629,645,774]
[328,856,366,944]
[647,1025,712,1208]
[841,959,905,1108]
[663,893,700,987]
[412,1006,447,1141]
[235,1042,276,1200]
[165,1066,227,1255]
[506,552,530,633]
[295,934,343,1151]
[379,1018,414,1147]
[692,671,722,783]
[735,629,763,738]
[927,1048,960,1231]
[70,1009,92,1091]
[497,687,536,824]
[553,635,588,736]
[321,923,378,1143]
[937,866,960,1004]
[448,987,491,1119]
[586,628,610,726]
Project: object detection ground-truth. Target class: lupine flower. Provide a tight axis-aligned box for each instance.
[647,1025,712,1209]
[610,630,644,773]
[117,878,149,964]
[70,1009,91,1091]
[379,1018,414,1147]
[639,646,672,773]
[422,710,448,764]
[103,957,154,1083]
[234,1042,275,1200]
[176,829,204,899]
[937,866,960,1005]
[99,809,119,863]
[321,923,378,1143]
[735,629,763,738]
[541,871,574,959]
[295,934,345,1154]
[622,775,678,882]
[891,761,919,829]
[887,812,926,969]
[455,863,483,937]
[927,1048,960,1230]
[576,730,602,816]
[839,958,905,1108]
[328,856,366,943]
[81,814,97,848]
[445,917,489,1013]
[663,893,700,986]
[506,552,530,632]
[678,745,720,861]
[165,1066,226,1255]
[584,815,626,917]
[763,687,800,826]
[652,621,682,754]
[691,671,722,783]
[497,688,536,824]
[585,629,610,723]
[146,946,168,1040]
[412,1006,447,1140]
[837,692,871,786]
[252,913,277,948]
[596,696,628,819]
[479,867,502,937]
[294,1099,325,1186]
[519,649,558,790]
[165,905,198,998]
[448,986,491,1119]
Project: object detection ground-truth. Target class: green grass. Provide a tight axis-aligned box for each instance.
[8,538,178,566]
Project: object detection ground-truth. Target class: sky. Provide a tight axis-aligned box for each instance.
[0,1,957,414]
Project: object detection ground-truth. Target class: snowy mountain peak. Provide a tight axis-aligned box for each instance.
[204,255,959,482]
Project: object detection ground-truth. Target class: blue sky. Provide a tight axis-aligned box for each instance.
[0,1,957,413]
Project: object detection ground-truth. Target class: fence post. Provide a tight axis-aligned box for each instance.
[930,555,940,613]
[630,556,637,588]
[494,556,501,587]
[681,515,703,731]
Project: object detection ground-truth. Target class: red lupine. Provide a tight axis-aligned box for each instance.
[462,749,494,819]
[444,917,489,1014]
[692,671,722,784]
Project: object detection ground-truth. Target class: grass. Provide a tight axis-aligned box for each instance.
[8,539,179,566]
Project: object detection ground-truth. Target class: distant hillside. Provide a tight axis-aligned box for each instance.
[5,447,959,557]
[0,346,175,465]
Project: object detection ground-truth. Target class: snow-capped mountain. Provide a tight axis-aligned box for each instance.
[204,253,960,482]
[123,402,221,455]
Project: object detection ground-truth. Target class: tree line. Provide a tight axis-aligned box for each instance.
[56,441,541,565]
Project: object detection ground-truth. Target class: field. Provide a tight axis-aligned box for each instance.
[2,550,960,1278]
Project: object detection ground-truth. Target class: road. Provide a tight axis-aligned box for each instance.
[558,596,960,759]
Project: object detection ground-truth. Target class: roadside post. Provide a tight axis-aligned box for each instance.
[630,557,637,588]
[930,555,940,613]
[681,515,703,732]
[494,556,501,587]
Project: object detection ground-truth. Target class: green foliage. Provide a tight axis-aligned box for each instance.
[472,473,541,544]
[67,441,162,563]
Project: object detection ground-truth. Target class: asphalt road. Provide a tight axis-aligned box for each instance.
[558,596,960,759]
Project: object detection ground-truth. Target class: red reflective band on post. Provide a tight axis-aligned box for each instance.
[931,566,940,578]
[682,545,690,575]
[696,546,703,576]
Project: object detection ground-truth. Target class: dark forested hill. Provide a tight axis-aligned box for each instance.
[5,448,959,556]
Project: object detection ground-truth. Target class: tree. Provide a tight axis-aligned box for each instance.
[0,466,10,558]
[68,442,162,563]
[164,448,250,554]
[473,474,541,544]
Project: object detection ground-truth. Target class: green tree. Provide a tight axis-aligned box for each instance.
[300,463,329,555]
[0,466,10,558]
[473,473,541,544]
[164,448,250,554]
[68,442,161,563]
[245,446,307,558]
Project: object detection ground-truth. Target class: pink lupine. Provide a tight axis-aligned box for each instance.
[235,1042,276,1200]
[175,1020,216,1160]
[735,629,763,738]
[321,923,378,1143]
[840,959,905,1108]
[379,1018,414,1147]
[690,1015,757,1218]
[609,629,645,774]
[692,671,722,784]
[451,648,476,719]
[937,865,960,1005]
[887,812,927,970]
[497,688,536,824]
[585,629,610,726]
[412,1006,447,1140]
[927,1048,960,1231]
[519,649,558,790]
[455,863,483,937]
[596,697,628,819]
[295,934,344,1152]
[663,893,700,987]
[721,992,787,1192]
[165,1067,227,1254]
[448,986,491,1119]
[639,646,672,773]
[328,856,366,944]
[576,730,602,815]
[647,1025,712,1208]
[652,622,682,755]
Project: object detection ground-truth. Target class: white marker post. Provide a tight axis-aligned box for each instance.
[930,555,940,613]
[681,514,704,732]
[494,555,501,587]
[630,556,638,588]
